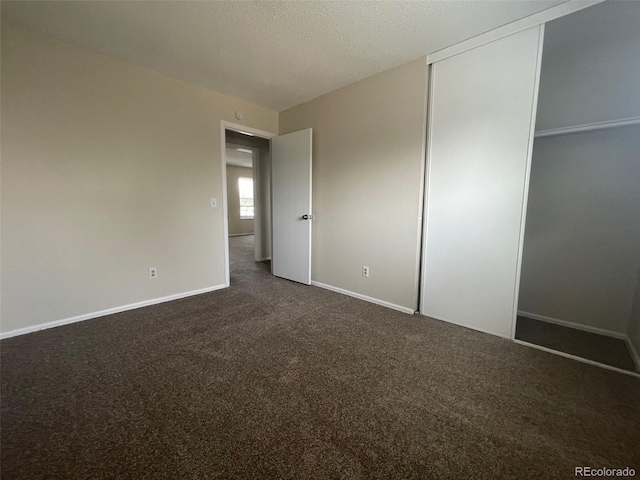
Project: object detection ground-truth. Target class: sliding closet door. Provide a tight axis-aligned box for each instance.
[420,26,543,338]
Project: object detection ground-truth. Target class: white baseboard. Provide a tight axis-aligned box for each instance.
[0,284,227,340]
[517,310,627,340]
[310,281,415,315]
[626,337,640,372]
[256,257,271,262]
[228,233,254,237]
[514,340,640,379]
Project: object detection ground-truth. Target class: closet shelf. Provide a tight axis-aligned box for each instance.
[534,116,640,138]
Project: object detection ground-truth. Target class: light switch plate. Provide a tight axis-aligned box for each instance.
[210,198,217,208]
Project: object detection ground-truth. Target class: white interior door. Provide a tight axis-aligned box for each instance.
[272,129,312,284]
[420,26,544,338]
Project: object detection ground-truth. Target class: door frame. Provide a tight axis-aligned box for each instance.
[220,121,276,287]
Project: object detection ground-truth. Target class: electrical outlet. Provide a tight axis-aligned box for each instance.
[362,266,370,278]
[149,267,157,279]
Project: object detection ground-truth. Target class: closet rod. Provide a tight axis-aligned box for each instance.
[534,116,640,138]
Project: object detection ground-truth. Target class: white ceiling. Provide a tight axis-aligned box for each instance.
[226,148,253,169]
[2,0,565,111]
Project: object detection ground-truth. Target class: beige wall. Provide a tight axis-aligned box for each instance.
[226,165,254,236]
[519,126,640,334]
[0,26,277,334]
[279,58,428,311]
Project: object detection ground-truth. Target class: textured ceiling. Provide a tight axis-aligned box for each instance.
[2,0,565,111]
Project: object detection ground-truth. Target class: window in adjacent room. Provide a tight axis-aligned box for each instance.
[238,177,254,219]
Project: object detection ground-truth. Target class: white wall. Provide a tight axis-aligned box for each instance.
[519,126,640,334]
[279,58,428,311]
[0,26,277,335]
[535,1,640,131]
[518,4,640,335]
[226,165,254,236]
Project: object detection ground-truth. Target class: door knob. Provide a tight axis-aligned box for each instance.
[301,215,309,220]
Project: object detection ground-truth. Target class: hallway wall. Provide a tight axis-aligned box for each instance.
[226,165,255,236]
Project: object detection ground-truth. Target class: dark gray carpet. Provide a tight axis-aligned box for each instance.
[516,315,638,372]
[2,235,639,479]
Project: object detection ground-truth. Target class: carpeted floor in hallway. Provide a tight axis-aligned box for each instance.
[1,235,639,479]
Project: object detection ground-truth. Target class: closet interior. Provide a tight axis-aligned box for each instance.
[515,1,640,373]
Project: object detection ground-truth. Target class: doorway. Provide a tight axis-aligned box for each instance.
[225,142,264,280]
[221,122,276,285]
[221,122,314,288]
